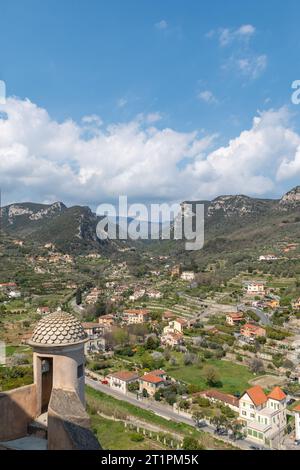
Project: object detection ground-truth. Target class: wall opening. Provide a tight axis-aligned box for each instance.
[41,357,53,413]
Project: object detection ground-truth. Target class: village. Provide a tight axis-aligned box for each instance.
[1,234,300,450]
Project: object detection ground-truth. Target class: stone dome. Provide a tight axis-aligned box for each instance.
[29,311,87,347]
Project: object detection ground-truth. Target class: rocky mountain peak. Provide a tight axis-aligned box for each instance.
[279,186,300,209]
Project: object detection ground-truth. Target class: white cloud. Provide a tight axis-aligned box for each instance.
[211,24,256,47]
[237,54,267,79]
[237,24,255,36]
[155,20,168,30]
[184,107,300,198]
[197,90,218,104]
[117,97,128,108]
[0,98,299,207]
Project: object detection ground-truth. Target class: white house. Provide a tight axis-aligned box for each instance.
[108,371,139,394]
[294,405,300,441]
[239,385,287,448]
[163,318,188,335]
[259,254,278,261]
[180,271,195,281]
[245,281,265,295]
[161,331,183,348]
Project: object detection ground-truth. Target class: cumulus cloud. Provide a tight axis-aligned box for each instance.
[184,107,300,198]
[0,98,299,207]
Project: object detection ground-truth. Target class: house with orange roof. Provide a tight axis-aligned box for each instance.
[122,309,150,325]
[239,385,287,448]
[226,312,244,326]
[163,317,189,335]
[240,323,266,340]
[108,370,139,394]
[161,331,183,348]
[294,404,300,441]
[139,370,167,396]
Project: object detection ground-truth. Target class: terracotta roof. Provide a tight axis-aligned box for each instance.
[150,369,166,376]
[110,371,139,381]
[267,386,286,401]
[202,390,239,408]
[82,322,102,329]
[294,404,300,412]
[243,385,267,406]
[227,312,243,319]
[141,373,165,384]
[124,309,149,316]
[163,311,176,318]
[175,318,187,325]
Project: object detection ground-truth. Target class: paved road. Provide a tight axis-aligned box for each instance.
[70,296,86,315]
[86,376,260,450]
[250,307,272,326]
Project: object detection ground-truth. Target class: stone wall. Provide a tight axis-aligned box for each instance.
[0,384,38,441]
[47,388,101,450]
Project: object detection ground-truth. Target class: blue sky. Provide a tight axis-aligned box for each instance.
[0,0,300,206]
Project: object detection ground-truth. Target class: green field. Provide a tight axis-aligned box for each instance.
[90,414,165,450]
[166,357,254,395]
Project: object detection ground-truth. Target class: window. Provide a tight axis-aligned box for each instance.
[258,433,263,440]
[242,411,246,416]
[77,364,84,378]
[250,413,255,418]
[253,431,257,438]
[248,429,253,436]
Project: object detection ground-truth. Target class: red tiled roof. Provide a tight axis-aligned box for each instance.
[294,404,300,412]
[82,322,101,328]
[110,371,139,381]
[243,385,267,406]
[141,373,165,384]
[202,390,239,408]
[227,312,243,319]
[124,309,149,316]
[267,386,286,401]
[150,369,166,376]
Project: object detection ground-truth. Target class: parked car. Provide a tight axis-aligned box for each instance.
[287,398,296,406]
[101,379,109,385]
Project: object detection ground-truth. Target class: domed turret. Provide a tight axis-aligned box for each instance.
[29,311,87,347]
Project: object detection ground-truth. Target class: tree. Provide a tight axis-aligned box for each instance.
[203,365,221,387]
[182,437,204,450]
[178,399,190,410]
[145,335,159,350]
[193,411,206,426]
[76,288,82,305]
[249,358,264,374]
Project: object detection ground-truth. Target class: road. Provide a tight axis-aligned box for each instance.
[85,376,262,450]
[69,296,86,315]
[250,307,272,326]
